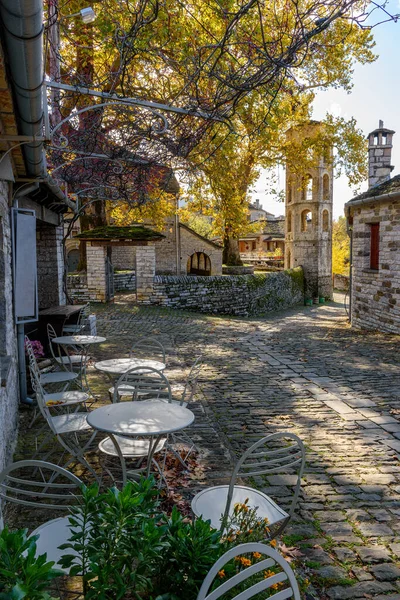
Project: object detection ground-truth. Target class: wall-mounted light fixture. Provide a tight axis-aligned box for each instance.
[63,7,96,23]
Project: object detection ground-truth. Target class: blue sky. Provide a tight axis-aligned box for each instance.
[251,7,400,219]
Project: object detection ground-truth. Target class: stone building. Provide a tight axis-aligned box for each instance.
[81,219,223,277]
[345,121,400,334]
[285,122,333,299]
[0,2,71,473]
[239,216,285,257]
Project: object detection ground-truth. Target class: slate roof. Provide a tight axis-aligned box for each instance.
[346,175,400,205]
[262,218,285,239]
[75,225,164,241]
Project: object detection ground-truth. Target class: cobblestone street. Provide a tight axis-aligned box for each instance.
[91,293,400,599]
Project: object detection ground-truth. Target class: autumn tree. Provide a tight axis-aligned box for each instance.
[45,0,397,265]
[332,215,350,275]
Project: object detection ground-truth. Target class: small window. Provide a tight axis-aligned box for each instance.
[287,249,291,269]
[252,241,256,251]
[287,211,292,233]
[382,133,387,145]
[322,210,329,232]
[373,134,379,146]
[301,210,312,232]
[370,223,379,270]
[287,183,292,203]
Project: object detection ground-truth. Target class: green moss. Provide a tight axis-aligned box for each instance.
[75,225,164,240]
[286,267,304,293]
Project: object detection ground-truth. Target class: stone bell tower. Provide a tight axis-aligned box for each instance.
[367,120,395,188]
[285,122,333,299]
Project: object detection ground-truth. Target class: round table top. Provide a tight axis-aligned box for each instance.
[94,357,165,375]
[52,335,106,345]
[87,401,194,436]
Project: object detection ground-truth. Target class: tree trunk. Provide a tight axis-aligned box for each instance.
[223,231,242,266]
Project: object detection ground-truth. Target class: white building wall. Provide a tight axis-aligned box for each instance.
[0,180,19,473]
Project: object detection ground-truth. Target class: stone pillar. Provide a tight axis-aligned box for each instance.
[136,245,155,303]
[36,222,66,309]
[367,121,395,188]
[86,243,108,303]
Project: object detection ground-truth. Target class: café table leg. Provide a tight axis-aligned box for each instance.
[107,433,128,486]
[146,435,164,478]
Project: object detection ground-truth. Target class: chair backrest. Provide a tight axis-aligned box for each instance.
[196,542,301,600]
[28,363,56,430]
[223,433,305,529]
[113,365,172,403]
[47,323,59,363]
[0,460,83,514]
[181,354,203,405]
[25,336,41,378]
[77,303,91,332]
[129,337,166,364]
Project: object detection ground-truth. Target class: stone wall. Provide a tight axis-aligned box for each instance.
[112,246,136,270]
[333,274,350,291]
[36,221,65,309]
[67,270,136,302]
[0,181,19,474]
[350,198,400,333]
[114,271,136,292]
[179,225,222,275]
[149,267,304,316]
[136,246,156,303]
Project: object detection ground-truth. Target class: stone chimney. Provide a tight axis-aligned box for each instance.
[368,120,395,188]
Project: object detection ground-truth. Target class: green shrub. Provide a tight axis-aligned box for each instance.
[0,527,62,600]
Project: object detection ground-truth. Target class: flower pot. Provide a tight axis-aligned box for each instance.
[305,298,313,306]
[319,297,325,304]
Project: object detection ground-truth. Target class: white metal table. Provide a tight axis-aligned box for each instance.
[94,357,166,379]
[87,401,195,484]
[52,335,106,346]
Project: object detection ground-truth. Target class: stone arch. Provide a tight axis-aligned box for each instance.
[323,174,330,200]
[322,209,329,232]
[301,209,313,232]
[302,174,313,201]
[67,248,80,272]
[187,251,211,276]
[287,210,292,233]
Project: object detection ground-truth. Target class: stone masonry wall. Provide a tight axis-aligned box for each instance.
[179,226,222,275]
[36,221,66,309]
[350,198,400,333]
[86,244,108,302]
[0,181,19,474]
[67,271,136,302]
[112,246,136,270]
[149,267,304,316]
[136,246,156,303]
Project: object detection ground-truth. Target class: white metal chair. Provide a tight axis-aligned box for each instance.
[25,336,79,390]
[110,365,172,403]
[129,336,166,363]
[29,365,98,481]
[167,354,203,407]
[191,433,305,538]
[0,460,83,572]
[196,542,301,600]
[62,302,90,334]
[48,323,86,370]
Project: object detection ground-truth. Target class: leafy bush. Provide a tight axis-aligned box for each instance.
[0,527,61,600]
[59,477,225,599]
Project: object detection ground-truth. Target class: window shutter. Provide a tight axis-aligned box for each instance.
[370,223,379,270]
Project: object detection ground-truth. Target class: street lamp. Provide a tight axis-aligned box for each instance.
[63,7,96,24]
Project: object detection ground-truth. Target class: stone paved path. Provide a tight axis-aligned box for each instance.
[91,294,400,599]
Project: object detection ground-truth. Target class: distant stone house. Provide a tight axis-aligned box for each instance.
[248,199,274,222]
[239,216,285,257]
[345,122,400,334]
[112,220,223,276]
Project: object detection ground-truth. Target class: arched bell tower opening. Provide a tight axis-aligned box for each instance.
[285,122,333,299]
